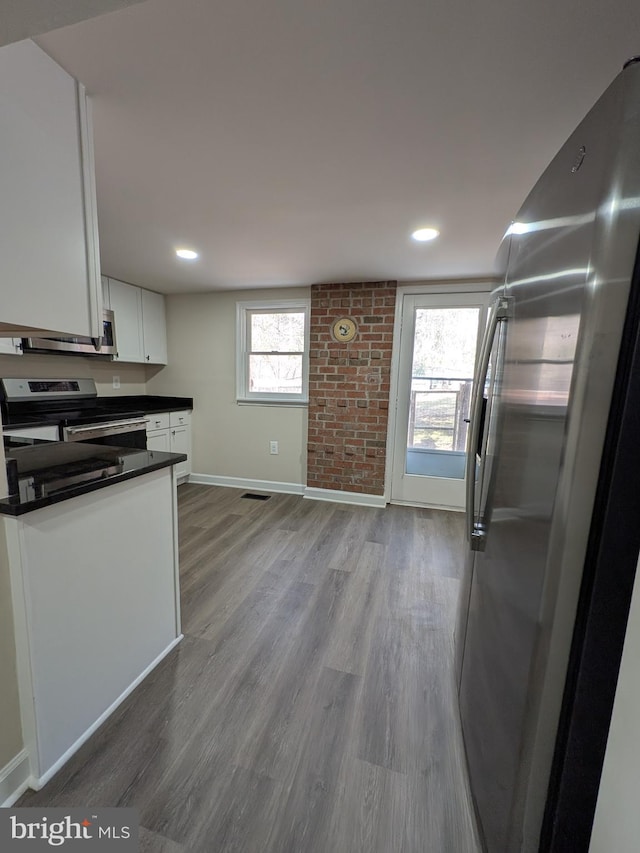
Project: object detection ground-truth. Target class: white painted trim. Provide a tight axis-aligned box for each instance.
[390,498,465,512]
[77,82,103,338]
[171,468,182,637]
[386,284,494,501]
[388,284,493,507]
[384,282,406,503]
[189,473,305,495]
[235,297,311,404]
[397,279,497,294]
[0,750,30,807]
[29,635,183,791]
[304,486,386,508]
[188,475,386,507]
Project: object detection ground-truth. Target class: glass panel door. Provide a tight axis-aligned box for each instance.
[407,306,479,478]
[391,291,489,509]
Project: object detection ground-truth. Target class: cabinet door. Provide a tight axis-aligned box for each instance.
[170,425,191,480]
[101,277,111,310]
[109,278,144,362]
[141,289,168,364]
[147,429,171,453]
[0,338,23,356]
[0,40,101,338]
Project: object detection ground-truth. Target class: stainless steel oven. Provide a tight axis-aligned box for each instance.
[62,417,148,449]
[1,377,147,449]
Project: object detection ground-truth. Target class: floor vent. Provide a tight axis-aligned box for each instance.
[241,493,271,501]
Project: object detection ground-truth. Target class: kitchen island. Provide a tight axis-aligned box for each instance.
[1,442,186,789]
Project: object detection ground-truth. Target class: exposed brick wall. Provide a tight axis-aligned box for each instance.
[307,281,397,495]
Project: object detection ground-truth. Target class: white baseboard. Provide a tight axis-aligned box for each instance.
[0,750,30,807]
[30,634,183,791]
[189,473,305,496]
[187,475,386,507]
[304,486,387,508]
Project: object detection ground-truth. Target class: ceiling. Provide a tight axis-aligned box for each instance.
[0,0,146,46]
[15,0,640,293]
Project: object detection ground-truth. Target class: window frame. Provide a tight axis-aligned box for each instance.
[236,298,311,405]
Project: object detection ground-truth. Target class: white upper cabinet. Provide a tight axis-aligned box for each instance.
[0,338,23,357]
[0,40,101,339]
[109,278,144,363]
[141,289,168,364]
[107,278,167,364]
[101,276,111,310]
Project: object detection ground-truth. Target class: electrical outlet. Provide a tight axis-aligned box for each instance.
[112,376,120,389]
[270,440,279,455]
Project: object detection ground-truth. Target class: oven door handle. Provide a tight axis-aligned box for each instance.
[64,418,148,438]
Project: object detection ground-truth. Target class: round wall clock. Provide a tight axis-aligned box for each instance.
[331,316,358,343]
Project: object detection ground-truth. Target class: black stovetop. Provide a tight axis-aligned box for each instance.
[3,402,146,428]
[2,387,193,430]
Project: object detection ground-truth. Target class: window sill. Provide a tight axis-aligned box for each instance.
[237,398,309,408]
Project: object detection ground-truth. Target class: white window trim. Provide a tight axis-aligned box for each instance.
[236,298,311,404]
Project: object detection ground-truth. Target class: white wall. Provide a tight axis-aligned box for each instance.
[145,288,310,487]
[589,552,640,852]
[0,352,147,396]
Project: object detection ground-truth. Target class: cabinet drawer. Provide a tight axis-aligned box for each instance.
[170,410,191,427]
[146,412,170,431]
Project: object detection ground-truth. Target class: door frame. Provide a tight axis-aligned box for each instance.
[385,280,495,507]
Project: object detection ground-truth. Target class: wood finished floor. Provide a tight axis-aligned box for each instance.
[19,485,480,853]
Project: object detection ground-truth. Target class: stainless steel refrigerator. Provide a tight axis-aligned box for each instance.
[457,57,640,852]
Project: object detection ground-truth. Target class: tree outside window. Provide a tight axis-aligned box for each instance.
[236,300,310,403]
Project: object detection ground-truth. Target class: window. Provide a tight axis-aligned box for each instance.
[236,299,310,403]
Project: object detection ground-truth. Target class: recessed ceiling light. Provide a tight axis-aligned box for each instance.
[411,228,440,242]
[176,248,198,260]
[507,221,528,235]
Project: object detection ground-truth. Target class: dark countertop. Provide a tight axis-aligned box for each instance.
[101,395,194,416]
[1,441,187,516]
[2,415,51,429]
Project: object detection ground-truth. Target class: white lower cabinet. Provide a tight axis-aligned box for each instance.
[170,427,191,481]
[5,468,181,785]
[147,430,171,453]
[146,410,191,482]
[146,412,170,431]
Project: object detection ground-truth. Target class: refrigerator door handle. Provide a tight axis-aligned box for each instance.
[465,298,509,550]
